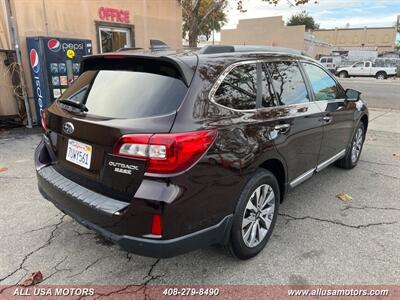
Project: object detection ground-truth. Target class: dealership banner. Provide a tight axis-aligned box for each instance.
[0,285,399,299]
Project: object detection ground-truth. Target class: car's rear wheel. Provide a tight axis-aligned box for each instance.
[336,122,365,169]
[376,72,387,80]
[338,71,348,78]
[229,169,279,260]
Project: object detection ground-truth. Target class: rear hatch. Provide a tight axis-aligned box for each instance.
[44,55,191,201]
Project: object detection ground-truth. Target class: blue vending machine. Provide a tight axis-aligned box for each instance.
[26,36,92,125]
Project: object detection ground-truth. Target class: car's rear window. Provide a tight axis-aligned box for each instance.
[59,64,188,119]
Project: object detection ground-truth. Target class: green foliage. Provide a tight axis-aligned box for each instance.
[181,0,227,47]
[395,41,400,51]
[287,10,319,30]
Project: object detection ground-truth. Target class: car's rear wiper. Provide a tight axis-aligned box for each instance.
[59,99,88,112]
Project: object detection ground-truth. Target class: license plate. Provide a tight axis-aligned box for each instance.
[66,139,92,169]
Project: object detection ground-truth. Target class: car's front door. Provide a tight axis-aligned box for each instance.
[301,62,355,170]
[349,61,365,76]
[258,60,324,187]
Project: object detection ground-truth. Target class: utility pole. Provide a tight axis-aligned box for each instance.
[5,0,33,128]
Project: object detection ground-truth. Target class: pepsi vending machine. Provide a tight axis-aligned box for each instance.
[26,36,92,125]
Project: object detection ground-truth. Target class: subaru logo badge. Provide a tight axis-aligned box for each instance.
[63,122,74,135]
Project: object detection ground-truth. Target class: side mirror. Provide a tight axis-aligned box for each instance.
[345,88,361,101]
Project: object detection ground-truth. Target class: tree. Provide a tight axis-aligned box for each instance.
[182,0,227,47]
[395,41,400,52]
[199,0,227,41]
[287,10,319,31]
[181,0,314,48]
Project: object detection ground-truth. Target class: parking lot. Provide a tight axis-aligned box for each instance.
[0,78,399,288]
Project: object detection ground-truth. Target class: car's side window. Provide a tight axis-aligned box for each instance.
[321,58,326,63]
[353,62,364,68]
[265,61,309,106]
[365,62,371,67]
[260,64,279,108]
[213,63,257,110]
[302,62,345,101]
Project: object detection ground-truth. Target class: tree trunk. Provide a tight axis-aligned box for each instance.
[188,29,198,48]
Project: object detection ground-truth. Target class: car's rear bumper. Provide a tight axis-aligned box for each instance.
[35,141,233,258]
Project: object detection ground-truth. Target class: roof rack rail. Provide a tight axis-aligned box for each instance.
[198,44,302,55]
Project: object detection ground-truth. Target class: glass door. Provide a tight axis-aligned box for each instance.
[99,26,132,53]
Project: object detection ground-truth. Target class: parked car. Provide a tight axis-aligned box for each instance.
[336,61,397,79]
[319,56,341,73]
[35,46,368,259]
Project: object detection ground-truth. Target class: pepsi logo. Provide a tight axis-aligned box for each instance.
[29,49,40,73]
[48,39,61,52]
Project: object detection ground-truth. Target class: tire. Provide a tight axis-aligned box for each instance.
[376,72,387,80]
[229,169,280,260]
[338,71,348,78]
[336,122,365,169]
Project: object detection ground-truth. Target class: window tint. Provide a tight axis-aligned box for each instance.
[353,62,364,68]
[302,63,345,100]
[214,63,257,110]
[60,70,188,119]
[321,58,327,63]
[327,58,333,63]
[266,61,309,105]
[365,62,371,67]
[261,64,278,108]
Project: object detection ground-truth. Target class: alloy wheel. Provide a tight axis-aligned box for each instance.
[377,74,385,80]
[241,184,275,248]
[351,127,363,163]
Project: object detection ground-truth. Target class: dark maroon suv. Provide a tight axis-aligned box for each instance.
[35,46,368,259]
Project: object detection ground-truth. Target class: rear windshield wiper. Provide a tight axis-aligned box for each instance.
[59,99,88,112]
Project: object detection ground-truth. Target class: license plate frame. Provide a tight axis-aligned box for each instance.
[66,139,92,169]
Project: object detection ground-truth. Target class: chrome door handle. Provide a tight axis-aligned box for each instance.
[322,116,332,123]
[274,124,291,132]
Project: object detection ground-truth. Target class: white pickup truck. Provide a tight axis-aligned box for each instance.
[336,61,397,80]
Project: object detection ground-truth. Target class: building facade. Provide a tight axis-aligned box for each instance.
[0,0,182,122]
[220,16,332,59]
[221,16,305,50]
[313,27,397,52]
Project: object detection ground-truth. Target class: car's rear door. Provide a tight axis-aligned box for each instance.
[44,56,190,201]
[259,60,324,187]
[300,61,355,170]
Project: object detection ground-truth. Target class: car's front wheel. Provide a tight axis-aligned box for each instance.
[336,122,365,169]
[229,169,279,260]
[338,71,348,78]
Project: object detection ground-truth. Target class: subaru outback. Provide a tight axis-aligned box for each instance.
[35,45,368,259]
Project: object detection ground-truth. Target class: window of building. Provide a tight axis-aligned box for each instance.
[95,22,135,53]
[265,61,309,106]
[302,63,345,101]
[213,63,258,110]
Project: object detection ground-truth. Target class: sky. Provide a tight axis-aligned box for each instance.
[221,0,400,41]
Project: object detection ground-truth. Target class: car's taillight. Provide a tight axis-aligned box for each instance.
[41,111,48,133]
[113,130,217,175]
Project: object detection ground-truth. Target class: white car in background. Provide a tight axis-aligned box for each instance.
[319,56,341,73]
[336,61,397,80]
